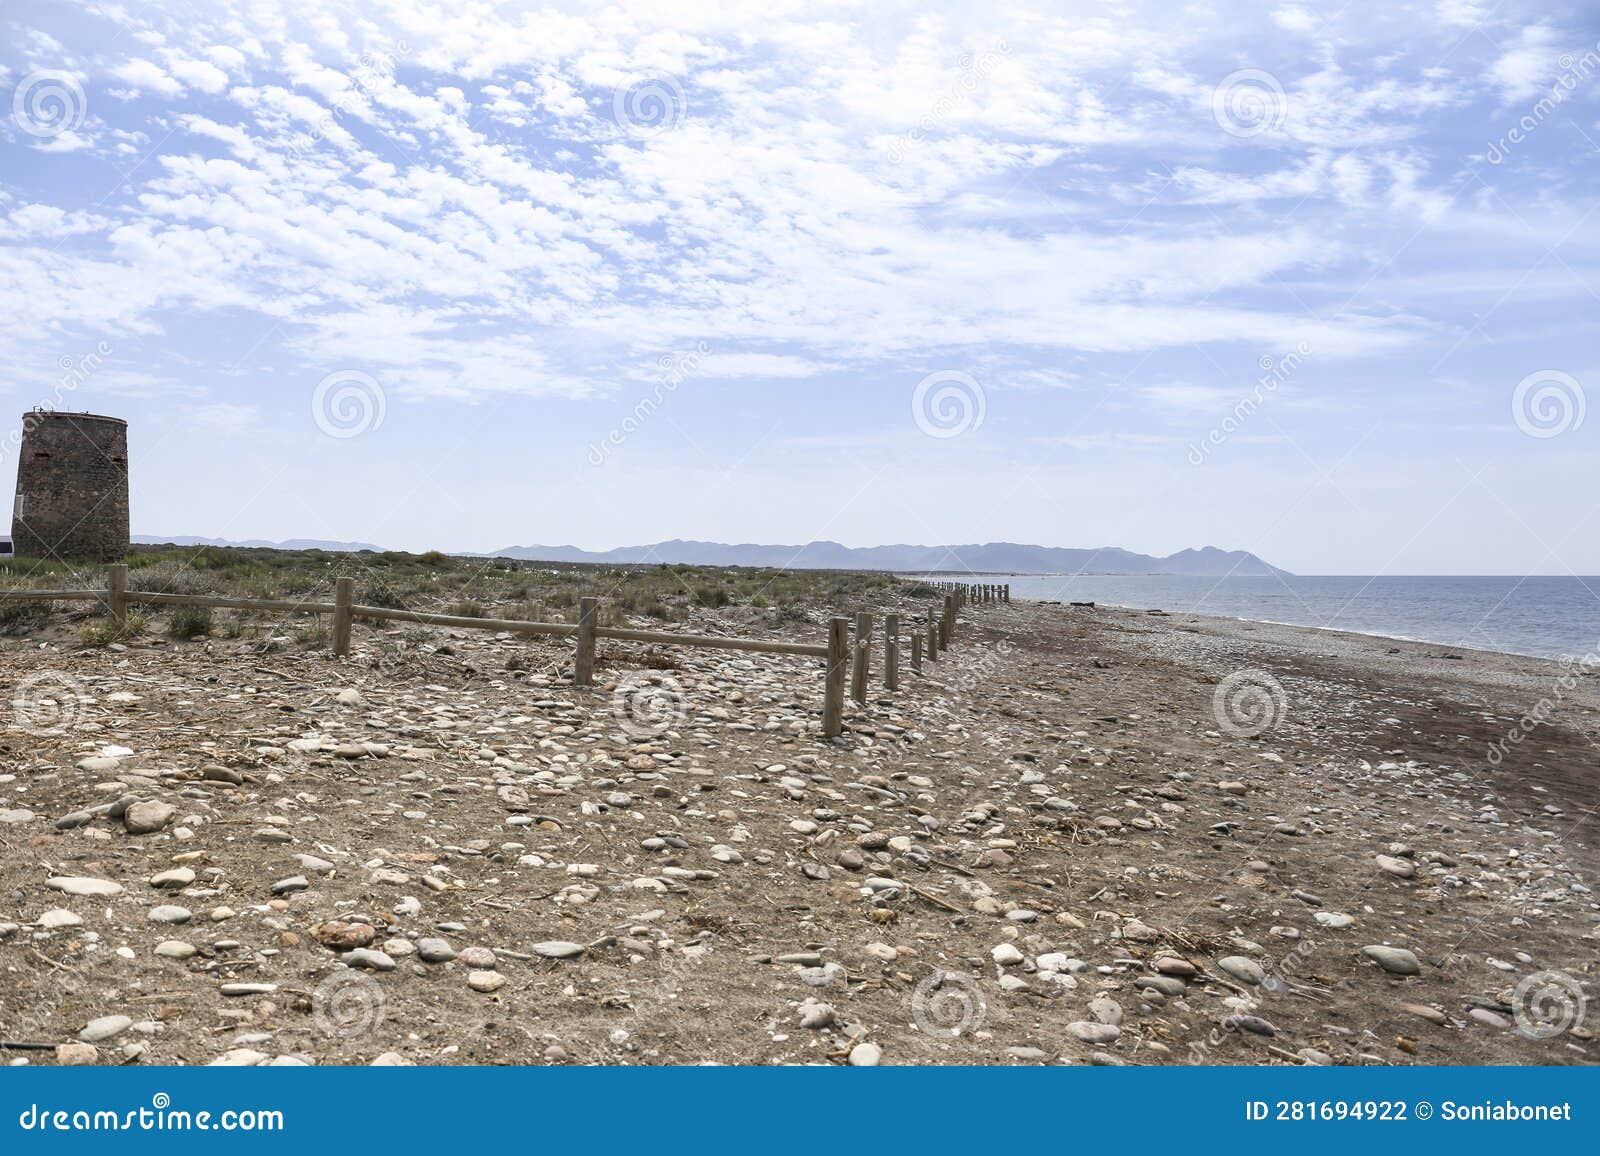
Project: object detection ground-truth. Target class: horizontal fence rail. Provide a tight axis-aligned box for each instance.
[1,568,1009,737]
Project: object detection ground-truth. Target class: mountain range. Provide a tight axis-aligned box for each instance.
[135,535,385,552]
[488,540,1290,576]
[134,535,1287,576]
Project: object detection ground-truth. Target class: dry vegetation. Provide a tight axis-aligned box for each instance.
[1,544,922,647]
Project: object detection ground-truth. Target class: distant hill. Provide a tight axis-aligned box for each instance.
[134,535,384,553]
[131,535,1288,575]
[490,540,1290,576]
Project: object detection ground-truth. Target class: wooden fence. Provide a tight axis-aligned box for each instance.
[1,568,1010,738]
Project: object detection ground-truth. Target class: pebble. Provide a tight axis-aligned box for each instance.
[459,946,497,968]
[468,970,506,993]
[1068,1022,1120,1044]
[79,1015,133,1043]
[1232,1015,1277,1036]
[271,875,309,894]
[1218,956,1267,985]
[341,948,396,971]
[47,876,124,897]
[532,940,585,959]
[209,1048,268,1065]
[1135,975,1187,997]
[1375,854,1415,879]
[123,801,176,835]
[799,1000,836,1028]
[148,905,193,924]
[314,921,375,951]
[1089,997,1124,1025]
[991,943,1024,965]
[848,1042,882,1066]
[1362,945,1422,976]
[1314,912,1355,929]
[37,909,83,929]
[150,867,195,889]
[1400,1002,1447,1024]
[417,938,458,963]
[155,940,197,959]
[56,1043,100,1066]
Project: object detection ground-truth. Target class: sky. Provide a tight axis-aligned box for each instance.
[0,0,1596,575]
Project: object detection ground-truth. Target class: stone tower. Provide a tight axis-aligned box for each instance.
[11,411,130,561]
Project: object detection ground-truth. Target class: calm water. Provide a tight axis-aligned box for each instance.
[918,574,1600,660]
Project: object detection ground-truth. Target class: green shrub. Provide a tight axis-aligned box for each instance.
[361,581,407,609]
[79,613,146,647]
[167,604,214,639]
[451,599,485,618]
[694,584,730,608]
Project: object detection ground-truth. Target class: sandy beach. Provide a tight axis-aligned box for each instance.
[2,592,1594,1066]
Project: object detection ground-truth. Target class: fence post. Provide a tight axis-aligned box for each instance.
[885,614,900,692]
[332,576,354,657]
[574,596,598,687]
[851,611,871,705]
[911,631,923,674]
[823,617,849,737]
[928,614,939,658]
[108,564,127,629]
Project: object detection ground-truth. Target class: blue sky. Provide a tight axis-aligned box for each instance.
[1,0,1596,575]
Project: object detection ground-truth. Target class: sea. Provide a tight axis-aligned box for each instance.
[914,573,1600,661]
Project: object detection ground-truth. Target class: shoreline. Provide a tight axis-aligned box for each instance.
[909,573,1599,664]
[1030,598,1584,666]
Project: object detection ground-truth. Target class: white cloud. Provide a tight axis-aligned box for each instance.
[1488,23,1562,104]
[187,401,263,432]
[165,55,231,94]
[696,353,839,379]
[111,57,185,98]
[1272,6,1319,35]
